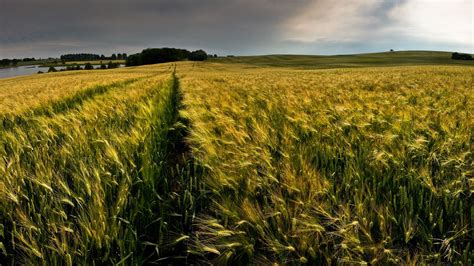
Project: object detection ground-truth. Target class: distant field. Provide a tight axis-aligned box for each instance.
[213,51,474,69]
[0,54,473,264]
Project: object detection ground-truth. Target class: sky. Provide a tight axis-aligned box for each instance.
[0,0,472,58]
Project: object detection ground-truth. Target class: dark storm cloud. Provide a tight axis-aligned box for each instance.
[0,0,472,58]
[0,0,314,57]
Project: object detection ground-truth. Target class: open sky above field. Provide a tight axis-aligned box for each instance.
[0,0,473,58]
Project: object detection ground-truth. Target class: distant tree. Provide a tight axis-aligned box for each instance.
[101,54,105,60]
[100,64,107,69]
[0,59,10,66]
[125,53,142,66]
[122,53,127,59]
[11,59,18,66]
[214,54,218,58]
[107,61,119,69]
[189,50,208,61]
[451,52,473,60]
[61,53,100,61]
[48,66,57,72]
[37,71,44,74]
[111,54,117,60]
[140,48,190,64]
[125,48,207,66]
[117,53,122,60]
[390,49,394,52]
[84,62,94,70]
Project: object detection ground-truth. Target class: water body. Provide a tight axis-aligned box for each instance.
[0,64,124,79]
[0,65,66,79]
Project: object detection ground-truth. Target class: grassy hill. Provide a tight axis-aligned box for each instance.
[212,51,474,69]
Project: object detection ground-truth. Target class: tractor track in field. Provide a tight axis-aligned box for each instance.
[126,69,206,264]
[0,76,150,131]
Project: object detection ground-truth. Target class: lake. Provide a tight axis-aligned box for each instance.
[0,64,124,79]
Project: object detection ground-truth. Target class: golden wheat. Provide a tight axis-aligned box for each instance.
[179,63,473,264]
[0,61,472,264]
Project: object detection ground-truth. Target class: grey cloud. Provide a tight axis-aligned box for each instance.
[0,0,472,58]
[0,0,313,57]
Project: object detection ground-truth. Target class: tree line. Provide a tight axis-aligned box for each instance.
[0,58,37,67]
[1,53,129,67]
[126,48,208,66]
[43,61,121,74]
[60,53,128,61]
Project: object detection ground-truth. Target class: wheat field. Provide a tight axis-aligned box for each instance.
[0,61,473,264]
[179,63,473,264]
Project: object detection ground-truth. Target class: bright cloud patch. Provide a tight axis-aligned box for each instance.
[389,0,473,49]
[282,0,473,53]
[282,0,385,43]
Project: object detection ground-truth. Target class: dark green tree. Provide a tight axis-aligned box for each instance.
[452,52,473,60]
[60,53,100,61]
[107,61,119,69]
[125,53,142,66]
[84,62,94,70]
[189,50,208,61]
[125,48,208,66]
[0,59,10,66]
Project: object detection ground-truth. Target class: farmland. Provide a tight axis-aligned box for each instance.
[0,53,473,264]
[214,51,474,69]
[179,63,473,264]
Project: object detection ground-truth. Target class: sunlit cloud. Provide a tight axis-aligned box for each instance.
[281,0,473,53]
[388,0,473,52]
[281,0,384,43]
